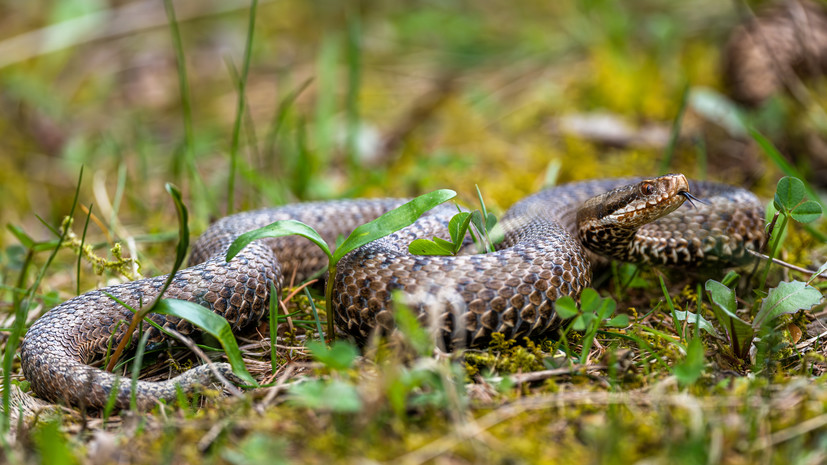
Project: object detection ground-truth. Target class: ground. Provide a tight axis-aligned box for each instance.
[1,0,826,464]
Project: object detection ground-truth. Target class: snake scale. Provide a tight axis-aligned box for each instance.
[19,174,765,409]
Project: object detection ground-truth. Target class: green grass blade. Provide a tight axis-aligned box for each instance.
[154,299,257,386]
[226,219,332,262]
[226,0,258,215]
[130,328,152,411]
[155,184,190,305]
[303,287,325,341]
[2,167,83,433]
[269,282,279,374]
[332,189,456,263]
[76,203,93,296]
[750,128,822,208]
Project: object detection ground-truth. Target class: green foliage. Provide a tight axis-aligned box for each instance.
[392,295,433,356]
[465,333,550,376]
[705,273,821,366]
[289,379,362,412]
[228,189,457,339]
[153,300,257,386]
[673,337,705,387]
[222,433,289,465]
[555,289,628,364]
[306,340,359,373]
[33,420,77,465]
[2,168,83,433]
[409,185,497,256]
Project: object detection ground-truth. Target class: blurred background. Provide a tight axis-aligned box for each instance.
[0,0,823,257]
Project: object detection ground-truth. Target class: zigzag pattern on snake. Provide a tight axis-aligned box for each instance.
[19,175,765,409]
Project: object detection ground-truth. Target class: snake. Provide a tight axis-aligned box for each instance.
[19,174,765,410]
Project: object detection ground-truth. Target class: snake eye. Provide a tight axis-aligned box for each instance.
[640,182,655,196]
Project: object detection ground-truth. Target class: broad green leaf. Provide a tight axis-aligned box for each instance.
[579,288,601,313]
[433,237,456,252]
[448,211,472,246]
[486,212,497,231]
[704,280,737,315]
[597,298,616,321]
[606,314,630,328]
[554,296,580,319]
[408,238,454,256]
[572,314,588,331]
[673,338,705,387]
[753,281,822,329]
[154,299,257,386]
[333,189,456,263]
[673,310,722,338]
[790,200,822,224]
[773,176,804,212]
[705,279,753,358]
[306,340,359,372]
[226,219,331,262]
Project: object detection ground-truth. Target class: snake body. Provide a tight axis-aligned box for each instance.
[20,175,765,409]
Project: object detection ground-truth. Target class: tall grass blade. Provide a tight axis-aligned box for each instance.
[227,0,259,215]
[2,167,83,432]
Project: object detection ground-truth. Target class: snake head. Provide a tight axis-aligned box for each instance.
[576,174,691,260]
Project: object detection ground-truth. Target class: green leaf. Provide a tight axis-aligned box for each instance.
[672,310,722,338]
[790,200,822,224]
[673,338,705,387]
[306,340,359,372]
[470,210,486,239]
[333,189,456,263]
[153,299,257,386]
[773,176,804,212]
[753,281,822,330]
[393,294,433,356]
[288,379,362,412]
[606,314,630,328]
[579,288,601,313]
[448,211,472,246]
[433,236,456,251]
[408,238,454,256]
[704,280,737,315]
[572,314,588,331]
[485,212,497,231]
[705,279,753,358]
[554,296,580,319]
[596,298,616,321]
[226,219,332,262]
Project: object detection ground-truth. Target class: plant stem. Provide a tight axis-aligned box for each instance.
[759,213,788,293]
[326,265,336,343]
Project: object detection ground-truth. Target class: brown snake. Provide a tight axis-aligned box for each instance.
[19,174,765,409]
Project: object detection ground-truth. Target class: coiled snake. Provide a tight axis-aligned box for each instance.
[19,174,765,409]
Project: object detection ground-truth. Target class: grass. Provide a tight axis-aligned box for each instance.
[1,0,826,463]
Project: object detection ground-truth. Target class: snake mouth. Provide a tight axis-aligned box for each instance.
[578,174,692,227]
[678,190,708,209]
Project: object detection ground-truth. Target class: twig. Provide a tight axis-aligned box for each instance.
[747,249,827,280]
[163,327,244,399]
